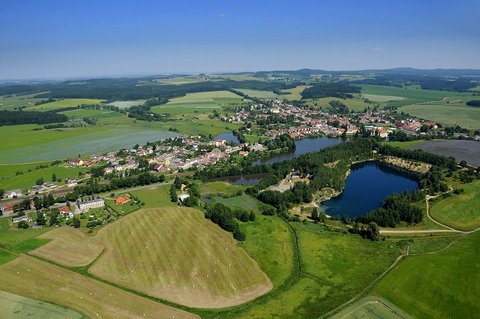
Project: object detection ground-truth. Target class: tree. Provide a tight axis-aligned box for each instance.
[71,217,81,228]
[0,188,4,198]
[311,208,319,221]
[33,196,43,210]
[36,213,46,226]
[18,220,29,229]
[249,212,256,221]
[233,229,246,241]
[52,173,57,182]
[36,177,44,185]
[169,184,178,202]
[366,222,380,241]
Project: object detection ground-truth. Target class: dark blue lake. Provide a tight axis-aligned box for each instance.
[322,161,419,218]
[215,132,240,144]
[255,136,342,165]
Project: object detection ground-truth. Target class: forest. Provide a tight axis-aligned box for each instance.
[300,82,361,99]
[0,110,68,126]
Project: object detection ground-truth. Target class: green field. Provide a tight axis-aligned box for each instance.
[374,232,480,319]
[212,194,263,213]
[60,109,123,120]
[0,218,50,258]
[361,93,405,102]
[430,180,480,231]
[383,140,425,149]
[28,98,104,111]
[106,100,147,108]
[399,102,480,129]
[0,93,44,111]
[0,164,88,190]
[0,125,178,163]
[305,96,370,112]
[281,85,308,100]
[201,181,246,196]
[0,290,85,319]
[128,184,175,208]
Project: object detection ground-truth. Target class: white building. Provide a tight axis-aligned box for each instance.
[76,198,105,212]
[5,189,22,199]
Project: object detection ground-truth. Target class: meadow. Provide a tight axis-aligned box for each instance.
[235,89,279,99]
[28,98,104,111]
[281,85,308,100]
[106,100,147,108]
[0,290,85,319]
[430,180,480,231]
[361,93,405,102]
[374,232,480,319]
[212,194,263,213]
[329,296,412,319]
[0,93,44,111]
[0,255,198,319]
[305,96,370,112]
[201,181,246,196]
[60,109,123,120]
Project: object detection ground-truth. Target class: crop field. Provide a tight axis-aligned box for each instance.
[374,232,480,319]
[306,96,370,112]
[106,100,147,108]
[0,255,198,319]
[430,180,480,231]
[60,109,123,120]
[87,207,272,308]
[0,125,178,163]
[0,93,45,111]
[410,139,480,167]
[0,290,85,319]
[32,228,103,267]
[329,296,412,319]
[0,164,88,190]
[235,89,279,99]
[28,98,104,111]
[281,85,308,100]
[399,102,480,129]
[383,140,425,149]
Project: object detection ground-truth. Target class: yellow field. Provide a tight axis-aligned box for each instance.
[281,85,309,100]
[307,97,370,111]
[32,228,103,267]
[361,93,405,102]
[32,207,272,309]
[0,255,198,319]
[29,98,104,111]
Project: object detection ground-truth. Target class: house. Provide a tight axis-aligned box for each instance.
[76,198,105,212]
[12,215,31,224]
[0,203,14,215]
[115,196,130,205]
[177,194,190,205]
[59,206,70,214]
[68,158,84,166]
[5,189,22,199]
[65,178,78,187]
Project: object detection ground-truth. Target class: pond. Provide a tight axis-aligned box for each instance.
[322,161,419,218]
[215,132,240,144]
[254,136,342,165]
[213,174,263,186]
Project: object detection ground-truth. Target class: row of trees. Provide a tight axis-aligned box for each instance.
[378,144,457,170]
[204,203,254,241]
[0,110,68,126]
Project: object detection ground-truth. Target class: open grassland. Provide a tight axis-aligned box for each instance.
[0,162,51,179]
[128,184,175,208]
[212,194,263,213]
[374,232,480,319]
[383,140,425,149]
[410,139,480,167]
[0,290,85,319]
[32,228,103,267]
[0,164,88,190]
[281,85,309,100]
[0,218,50,260]
[400,103,480,129]
[60,109,123,120]
[220,222,400,319]
[0,93,45,111]
[430,180,480,231]
[88,207,272,308]
[0,124,178,163]
[28,98,104,111]
[306,97,370,112]
[235,89,279,99]
[0,255,198,319]
[201,181,246,196]
[0,290,84,319]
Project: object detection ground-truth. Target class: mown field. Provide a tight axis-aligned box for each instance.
[410,139,480,167]
[329,296,412,319]
[374,231,480,319]
[281,85,309,100]
[0,255,198,319]
[430,180,480,231]
[60,109,123,120]
[28,98,104,111]
[0,290,85,319]
[212,194,263,213]
[106,100,146,108]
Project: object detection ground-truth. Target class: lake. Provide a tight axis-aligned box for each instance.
[215,132,240,144]
[322,161,419,218]
[213,174,263,185]
[254,136,342,165]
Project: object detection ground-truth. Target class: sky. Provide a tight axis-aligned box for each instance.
[0,0,479,80]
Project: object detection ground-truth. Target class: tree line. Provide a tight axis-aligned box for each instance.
[0,110,68,126]
[204,202,255,241]
[301,82,361,99]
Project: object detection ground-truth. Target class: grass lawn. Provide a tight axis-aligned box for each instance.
[0,255,198,319]
[430,180,480,231]
[383,140,426,149]
[201,181,245,196]
[0,290,85,319]
[28,98,104,111]
[128,184,175,208]
[374,231,480,319]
